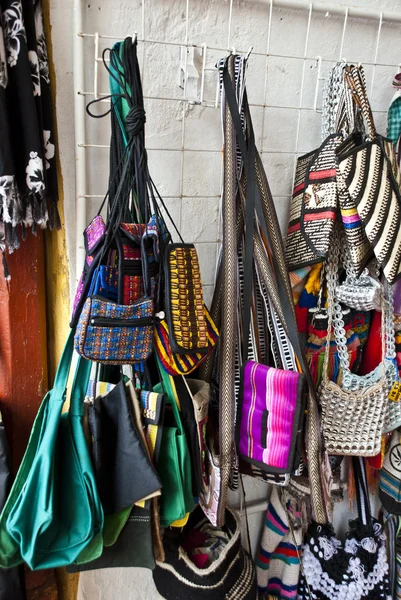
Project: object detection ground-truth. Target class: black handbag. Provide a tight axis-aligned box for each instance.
[298,457,391,599]
[67,505,155,572]
[153,506,257,600]
[87,379,161,514]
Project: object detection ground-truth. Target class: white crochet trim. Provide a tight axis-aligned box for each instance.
[302,541,389,600]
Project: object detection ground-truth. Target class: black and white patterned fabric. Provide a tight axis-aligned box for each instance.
[0,0,58,263]
[298,458,391,600]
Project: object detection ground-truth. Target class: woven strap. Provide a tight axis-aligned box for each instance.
[223,57,327,525]
[217,54,240,525]
[344,65,376,141]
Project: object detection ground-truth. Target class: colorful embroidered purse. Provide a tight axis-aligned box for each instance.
[237,361,306,474]
[154,307,218,375]
[74,295,154,365]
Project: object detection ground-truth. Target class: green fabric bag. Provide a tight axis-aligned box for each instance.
[155,360,194,527]
[0,331,104,570]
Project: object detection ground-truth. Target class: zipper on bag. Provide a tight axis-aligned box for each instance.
[90,317,153,327]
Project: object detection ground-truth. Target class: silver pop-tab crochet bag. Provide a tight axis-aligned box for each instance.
[319,235,390,456]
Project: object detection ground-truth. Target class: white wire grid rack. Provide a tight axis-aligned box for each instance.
[73,0,401,301]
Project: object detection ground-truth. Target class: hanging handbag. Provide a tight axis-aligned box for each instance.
[213,55,327,529]
[286,134,342,270]
[87,379,161,515]
[154,307,219,375]
[75,295,154,365]
[337,65,401,283]
[68,380,159,573]
[164,243,209,354]
[0,332,104,570]
[298,457,391,600]
[318,234,395,455]
[238,361,306,475]
[256,486,306,600]
[155,234,219,375]
[223,62,307,479]
[152,506,257,600]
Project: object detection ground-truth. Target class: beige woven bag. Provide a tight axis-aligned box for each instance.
[319,235,388,456]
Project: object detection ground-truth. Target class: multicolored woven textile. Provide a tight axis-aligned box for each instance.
[85,215,106,254]
[75,296,153,364]
[238,361,305,472]
[165,244,208,353]
[256,487,302,600]
[155,308,219,375]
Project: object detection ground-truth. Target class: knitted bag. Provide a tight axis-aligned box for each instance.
[298,458,391,600]
[152,506,257,600]
[286,134,342,270]
[256,486,304,600]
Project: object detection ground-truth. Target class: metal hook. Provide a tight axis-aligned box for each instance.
[313,56,323,111]
[200,43,207,105]
[246,46,253,61]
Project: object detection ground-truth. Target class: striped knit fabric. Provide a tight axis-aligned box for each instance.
[256,487,302,600]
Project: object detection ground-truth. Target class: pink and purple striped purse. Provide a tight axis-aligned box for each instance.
[238,360,306,474]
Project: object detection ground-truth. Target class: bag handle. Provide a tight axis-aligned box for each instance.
[69,357,93,417]
[344,65,376,141]
[223,62,328,524]
[49,330,75,401]
[353,457,371,525]
[222,66,256,362]
[49,331,92,417]
[155,356,185,436]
